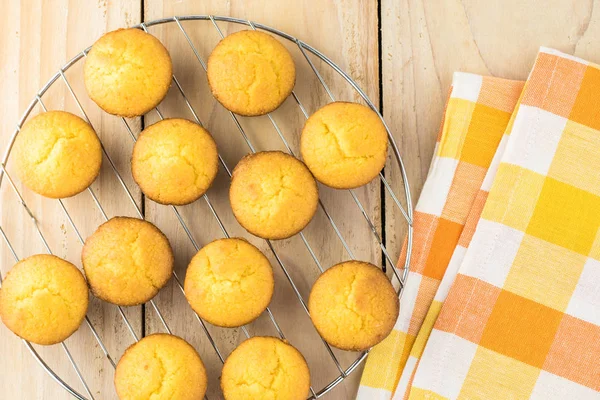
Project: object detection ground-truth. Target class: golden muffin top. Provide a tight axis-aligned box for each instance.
[82,217,173,306]
[221,336,310,400]
[0,254,89,345]
[84,28,172,117]
[207,30,296,116]
[308,260,399,351]
[229,151,319,240]
[184,238,274,327]
[132,119,219,205]
[115,334,207,400]
[13,111,102,198]
[300,102,388,189]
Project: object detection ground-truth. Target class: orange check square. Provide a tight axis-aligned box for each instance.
[458,190,488,248]
[480,289,564,368]
[570,65,600,131]
[478,76,525,113]
[441,162,487,224]
[423,218,463,280]
[521,52,586,118]
[460,104,511,168]
[435,275,501,344]
[408,276,440,336]
[402,212,439,275]
[544,314,600,391]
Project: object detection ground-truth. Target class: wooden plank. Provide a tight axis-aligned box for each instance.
[0,1,142,399]
[141,2,380,399]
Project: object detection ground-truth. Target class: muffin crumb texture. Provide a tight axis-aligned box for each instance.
[84,28,172,117]
[229,151,318,240]
[115,334,207,400]
[184,238,274,327]
[207,30,295,116]
[82,217,173,306]
[13,111,102,198]
[308,261,399,351]
[301,102,388,189]
[132,119,219,205]
[0,254,89,345]
[221,336,310,400]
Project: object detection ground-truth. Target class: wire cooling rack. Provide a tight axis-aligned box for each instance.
[0,15,413,399]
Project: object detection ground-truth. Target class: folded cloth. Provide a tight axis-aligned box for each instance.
[358,73,524,400]
[409,47,600,399]
[393,76,524,399]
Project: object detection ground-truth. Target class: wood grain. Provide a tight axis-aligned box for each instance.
[2,0,600,399]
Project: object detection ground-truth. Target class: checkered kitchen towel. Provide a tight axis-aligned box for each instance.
[408,47,600,399]
[358,73,524,399]
[393,77,524,399]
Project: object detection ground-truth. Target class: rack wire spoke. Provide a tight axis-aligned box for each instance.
[1,16,415,400]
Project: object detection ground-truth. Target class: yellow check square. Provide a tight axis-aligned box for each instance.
[361,330,415,392]
[527,177,600,256]
[481,164,545,231]
[504,234,586,311]
[459,347,540,399]
[460,104,510,167]
[548,120,600,197]
[437,98,476,160]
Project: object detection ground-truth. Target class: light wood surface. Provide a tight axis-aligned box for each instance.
[1,1,599,399]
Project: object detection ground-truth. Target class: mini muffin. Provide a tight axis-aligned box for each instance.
[207,30,296,116]
[229,151,318,239]
[300,102,389,189]
[221,336,310,400]
[82,217,173,306]
[184,238,274,327]
[115,334,207,400]
[308,261,398,351]
[13,111,102,198]
[132,119,219,205]
[84,28,172,117]
[0,254,88,345]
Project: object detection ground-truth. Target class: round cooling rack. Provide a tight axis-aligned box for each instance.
[0,15,413,399]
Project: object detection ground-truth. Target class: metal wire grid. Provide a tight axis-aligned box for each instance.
[0,15,414,399]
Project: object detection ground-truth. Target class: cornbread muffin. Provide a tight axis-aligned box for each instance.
[184,238,274,327]
[308,261,398,351]
[207,30,296,116]
[229,151,318,239]
[115,334,207,400]
[221,336,310,400]
[300,102,389,189]
[82,217,173,306]
[0,254,88,345]
[131,119,219,205]
[84,28,172,117]
[13,111,102,198]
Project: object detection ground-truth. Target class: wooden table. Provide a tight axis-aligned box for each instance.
[2,1,599,399]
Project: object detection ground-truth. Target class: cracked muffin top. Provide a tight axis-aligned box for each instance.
[82,217,173,306]
[207,30,296,116]
[221,336,310,400]
[229,151,318,240]
[115,333,207,400]
[131,118,219,205]
[13,111,102,198]
[84,28,172,117]
[184,238,274,327]
[308,260,398,351]
[0,254,89,345]
[300,101,388,189]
